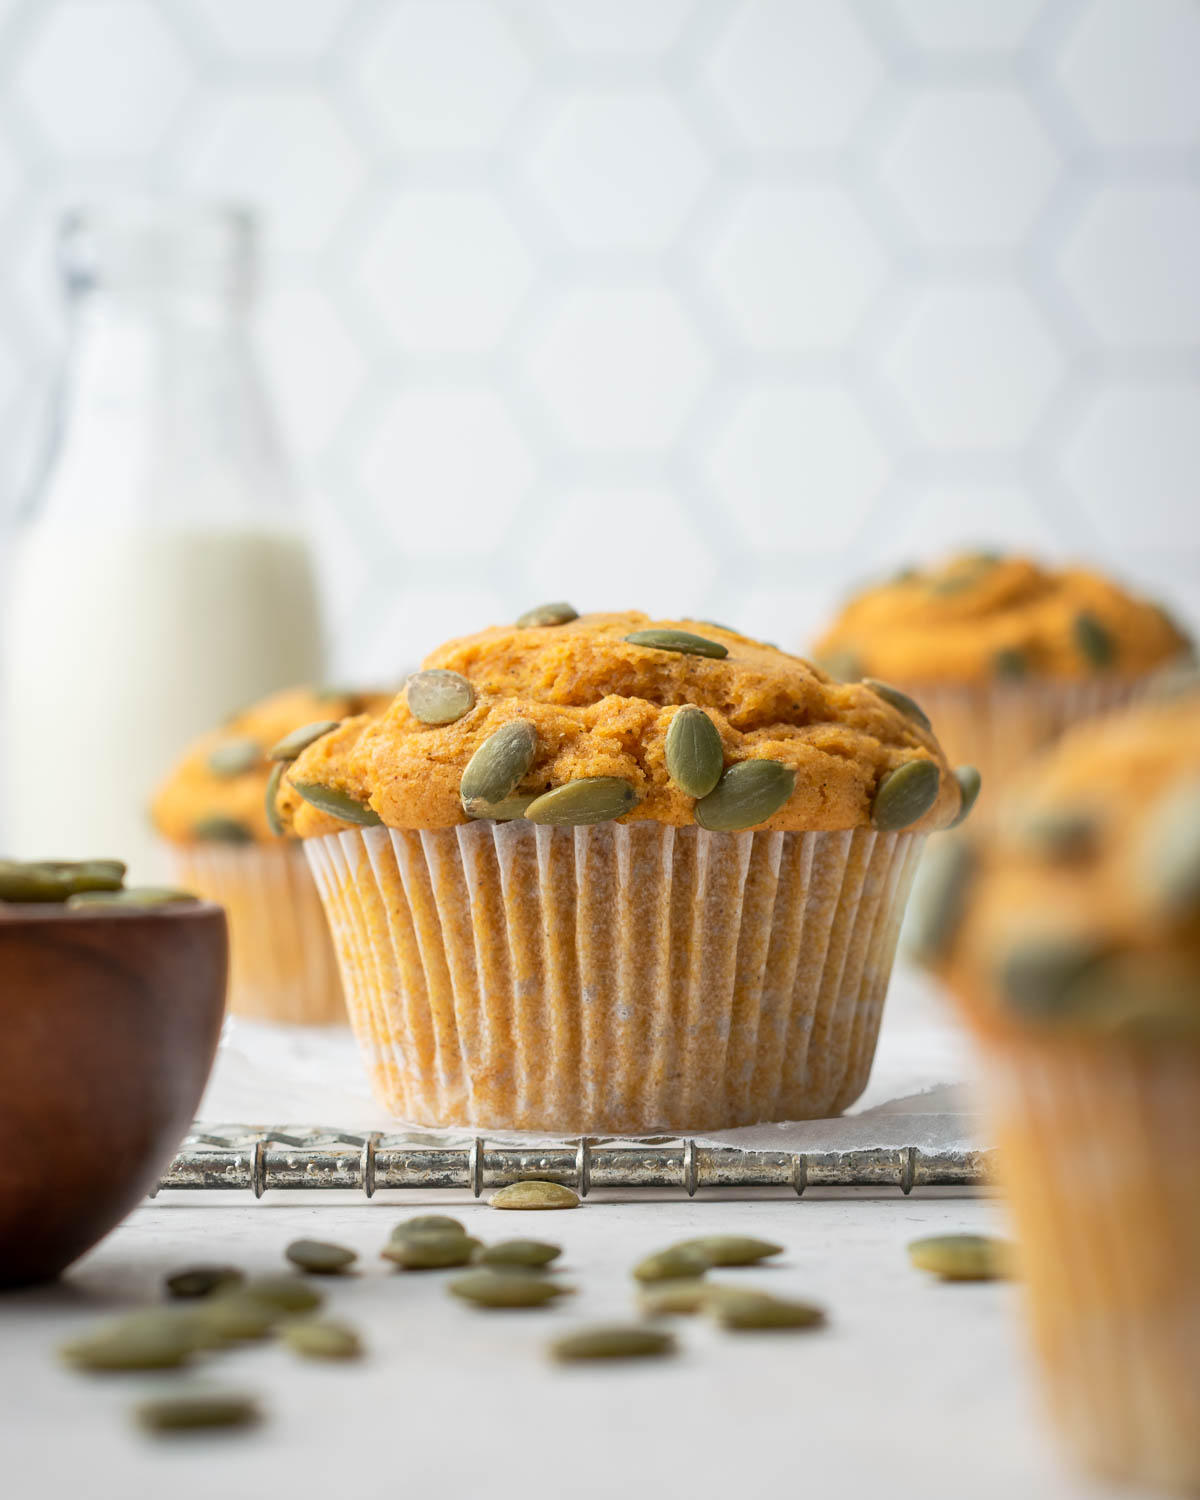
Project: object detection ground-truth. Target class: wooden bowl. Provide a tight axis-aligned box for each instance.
[0,902,227,1287]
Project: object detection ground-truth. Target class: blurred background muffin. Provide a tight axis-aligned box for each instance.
[153,684,389,1025]
[814,553,1192,822]
[916,689,1200,1491]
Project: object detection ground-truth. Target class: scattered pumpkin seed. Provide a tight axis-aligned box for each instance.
[285,1239,358,1275]
[269,720,342,762]
[632,1246,712,1283]
[460,719,538,811]
[908,1234,1013,1281]
[906,837,975,965]
[490,1181,580,1211]
[871,759,940,831]
[708,1290,826,1331]
[381,1233,482,1270]
[448,1270,570,1308]
[66,887,197,909]
[549,1325,676,1362]
[60,1314,198,1372]
[999,935,1107,1020]
[1142,778,1200,919]
[672,1235,782,1267]
[474,1239,562,1269]
[0,858,126,903]
[624,628,728,659]
[516,602,579,628]
[462,793,537,822]
[280,1318,363,1360]
[861,679,932,731]
[191,815,254,845]
[207,739,261,777]
[166,1265,244,1300]
[134,1388,260,1433]
[406,669,476,726]
[525,777,640,827]
[391,1215,466,1240]
[992,647,1029,679]
[195,1293,280,1342]
[695,759,795,832]
[665,706,725,799]
[637,1280,711,1317]
[265,761,286,837]
[242,1275,323,1314]
[1073,611,1115,669]
[1020,807,1100,859]
[947,765,982,830]
[291,782,382,827]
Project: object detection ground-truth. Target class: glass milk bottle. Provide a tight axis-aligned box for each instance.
[1,202,324,878]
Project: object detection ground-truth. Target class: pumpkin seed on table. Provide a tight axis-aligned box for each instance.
[242,1275,323,1313]
[474,1239,562,1269]
[516,602,579,628]
[624,628,728,660]
[525,778,640,827]
[861,679,932,731]
[265,761,287,836]
[406,669,476,726]
[449,1270,571,1308]
[947,765,982,829]
[632,1245,712,1283]
[382,1233,482,1270]
[291,782,382,827]
[871,759,940,831]
[489,1181,580,1211]
[0,858,125,903]
[695,760,795,833]
[672,1235,782,1267]
[708,1290,826,1331]
[60,1314,198,1372]
[280,1318,363,1360]
[165,1265,244,1300]
[269,720,342,762]
[192,815,254,845]
[665,706,724,799]
[207,738,261,777]
[908,1234,1014,1281]
[134,1388,260,1434]
[637,1280,711,1317]
[390,1214,466,1240]
[460,719,538,813]
[196,1293,280,1342]
[66,887,197,909]
[550,1325,676,1362]
[1073,610,1115,668]
[285,1238,358,1275]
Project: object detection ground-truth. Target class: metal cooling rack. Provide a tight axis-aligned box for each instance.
[156,1125,991,1198]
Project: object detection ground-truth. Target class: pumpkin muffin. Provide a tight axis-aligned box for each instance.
[152,685,389,1025]
[275,608,973,1133]
[915,691,1200,1491]
[813,552,1192,821]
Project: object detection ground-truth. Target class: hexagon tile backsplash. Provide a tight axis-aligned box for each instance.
[0,0,1197,675]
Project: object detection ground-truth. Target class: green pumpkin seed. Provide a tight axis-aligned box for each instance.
[861,679,932,731]
[61,1314,198,1372]
[490,1181,580,1211]
[406,669,476,726]
[192,815,254,845]
[695,760,795,832]
[462,794,537,822]
[992,647,1029,679]
[291,782,382,827]
[908,1234,1013,1281]
[474,1239,562,1269]
[672,1235,782,1267]
[280,1318,363,1360]
[382,1233,482,1269]
[66,887,197,909]
[1073,610,1116,668]
[906,837,975,965]
[391,1215,466,1240]
[1062,953,1200,1039]
[525,778,640,827]
[871,759,941,831]
[265,761,287,837]
[1020,807,1100,859]
[817,650,862,682]
[285,1239,357,1275]
[134,1388,260,1433]
[998,935,1107,1021]
[516,602,579,628]
[624,628,728,659]
[196,1293,280,1342]
[0,858,126,903]
[708,1290,826,1330]
[665,706,725,798]
[242,1275,323,1313]
[550,1325,676,1362]
[947,765,982,830]
[207,738,261,777]
[166,1265,244,1300]
[637,1280,711,1317]
[449,1270,570,1308]
[1142,778,1200,919]
[460,720,538,811]
[269,720,342,762]
[632,1246,712,1283]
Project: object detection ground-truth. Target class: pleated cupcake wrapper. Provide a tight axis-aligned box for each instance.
[981,1039,1200,1492]
[170,843,347,1026]
[305,820,924,1135]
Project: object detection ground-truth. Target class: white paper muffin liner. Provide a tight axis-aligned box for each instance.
[982,1040,1200,1491]
[170,843,346,1026]
[305,820,924,1134]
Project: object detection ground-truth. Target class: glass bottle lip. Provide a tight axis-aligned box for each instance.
[59,198,257,303]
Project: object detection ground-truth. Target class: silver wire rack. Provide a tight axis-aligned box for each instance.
[156,1125,992,1199]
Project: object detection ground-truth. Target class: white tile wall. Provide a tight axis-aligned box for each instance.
[0,0,1197,673]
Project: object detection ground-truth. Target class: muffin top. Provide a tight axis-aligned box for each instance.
[152,685,391,845]
[813,553,1190,685]
[916,690,1200,1040]
[277,609,972,838]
